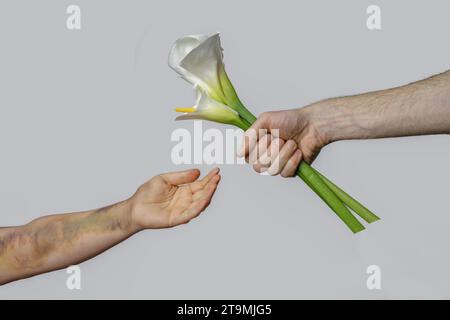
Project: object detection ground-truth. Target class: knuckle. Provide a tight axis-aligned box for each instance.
[259,111,273,123]
[259,156,270,166]
[286,139,297,150]
[245,130,256,141]
[271,137,281,147]
[272,141,283,154]
[260,111,270,119]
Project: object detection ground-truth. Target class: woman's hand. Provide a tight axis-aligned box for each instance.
[129,168,221,230]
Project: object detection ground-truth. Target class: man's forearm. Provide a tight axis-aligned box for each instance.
[0,200,138,285]
[313,71,450,142]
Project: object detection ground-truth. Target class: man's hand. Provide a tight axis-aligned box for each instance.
[238,106,331,177]
[129,168,221,230]
[238,71,450,178]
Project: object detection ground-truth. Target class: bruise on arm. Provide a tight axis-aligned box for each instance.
[0,220,62,272]
[0,202,130,278]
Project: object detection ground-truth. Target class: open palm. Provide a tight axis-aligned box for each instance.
[130,168,221,229]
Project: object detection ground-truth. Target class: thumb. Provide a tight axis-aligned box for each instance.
[160,169,200,186]
[237,112,271,157]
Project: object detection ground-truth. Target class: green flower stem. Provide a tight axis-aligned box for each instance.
[297,163,365,233]
[233,100,257,125]
[219,71,257,125]
[311,168,380,223]
[231,117,252,131]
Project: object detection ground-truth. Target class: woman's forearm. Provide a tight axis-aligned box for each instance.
[0,201,138,285]
[314,71,450,142]
[0,168,221,285]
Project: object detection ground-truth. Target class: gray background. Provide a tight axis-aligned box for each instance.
[0,0,449,299]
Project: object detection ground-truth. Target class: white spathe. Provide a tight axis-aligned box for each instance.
[169,33,226,103]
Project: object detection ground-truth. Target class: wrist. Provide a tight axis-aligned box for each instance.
[119,198,144,234]
[307,97,366,143]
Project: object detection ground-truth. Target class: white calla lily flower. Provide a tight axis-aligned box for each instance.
[168,34,209,85]
[175,91,247,128]
[169,33,255,124]
[169,34,224,103]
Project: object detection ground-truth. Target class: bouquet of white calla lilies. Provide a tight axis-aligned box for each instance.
[170,33,380,233]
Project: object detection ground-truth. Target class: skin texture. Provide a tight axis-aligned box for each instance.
[239,70,450,176]
[0,168,220,285]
